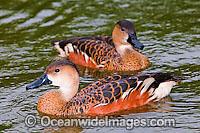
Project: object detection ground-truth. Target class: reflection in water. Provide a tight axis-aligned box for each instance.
[0,0,199,132]
[42,126,83,133]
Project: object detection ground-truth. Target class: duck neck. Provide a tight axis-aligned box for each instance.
[112,25,132,57]
[58,75,79,102]
[115,43,133,57]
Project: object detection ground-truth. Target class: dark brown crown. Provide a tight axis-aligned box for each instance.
[116,20,136,33]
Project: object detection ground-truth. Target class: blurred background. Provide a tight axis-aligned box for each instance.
[0,0,199,132]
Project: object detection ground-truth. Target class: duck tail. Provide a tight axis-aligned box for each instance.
[120,73,183,109]
[144,73,184,102]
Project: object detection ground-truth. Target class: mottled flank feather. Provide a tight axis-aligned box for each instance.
[60,73,183,115]
[51,35,120,69]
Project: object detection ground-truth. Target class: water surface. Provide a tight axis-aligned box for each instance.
[0,0,199,132]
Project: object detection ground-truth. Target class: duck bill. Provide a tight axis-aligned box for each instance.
[26,73,52,90]
[128,33,144,50]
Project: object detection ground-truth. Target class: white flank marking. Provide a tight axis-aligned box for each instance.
[140,78,155,95]
[97,64,104,68]
[68,43,74,52]
[135,81,143,90]
[77,49,79,54]
[73,45,77,49]
[64,46,69,56]
[122,88,133,100]
[54,43,66,57]
[148,87,155,95]
[83,53,89,63]
[101,61,106,64]
[90,57,97,65]
[94,103,109,108]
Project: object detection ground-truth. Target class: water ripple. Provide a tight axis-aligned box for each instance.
[18,9,56,27]
[0,13,28,24]
[0,0,199,132]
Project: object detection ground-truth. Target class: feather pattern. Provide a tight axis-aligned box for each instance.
[52,35,120,69]
[61,73,182,115]
[51,20,150,71]
[27,60,183,116]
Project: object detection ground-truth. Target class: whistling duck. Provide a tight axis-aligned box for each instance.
[26,60,183,116]
[51,20,150,71]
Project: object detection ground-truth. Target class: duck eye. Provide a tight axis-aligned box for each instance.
[55,69,60,73]
[121,28,125,32]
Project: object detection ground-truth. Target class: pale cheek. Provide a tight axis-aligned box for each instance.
[54,80,63,87]
[51,74,67,87]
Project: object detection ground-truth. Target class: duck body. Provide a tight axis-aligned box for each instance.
[26,60,183,117]
[51,20,150,71]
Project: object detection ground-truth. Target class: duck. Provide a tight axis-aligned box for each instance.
[51,20,150,71]
[26,60,183,117]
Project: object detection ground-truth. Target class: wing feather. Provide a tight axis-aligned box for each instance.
[64,73,183,115]
[51,36,119,67]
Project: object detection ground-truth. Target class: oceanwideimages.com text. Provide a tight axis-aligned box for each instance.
[25,115,176,129]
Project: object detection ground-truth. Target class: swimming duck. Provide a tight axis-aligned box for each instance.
[26,60,183,116]
[51,20,150,71]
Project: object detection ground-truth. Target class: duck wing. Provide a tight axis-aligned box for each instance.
[65,73,183,115]
[51,35,118,68]
[86,73,182,114]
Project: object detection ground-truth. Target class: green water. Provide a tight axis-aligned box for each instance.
[0,0,199,132]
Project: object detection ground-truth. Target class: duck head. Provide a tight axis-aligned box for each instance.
[112,20,144,56]
[26,60,79,102]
